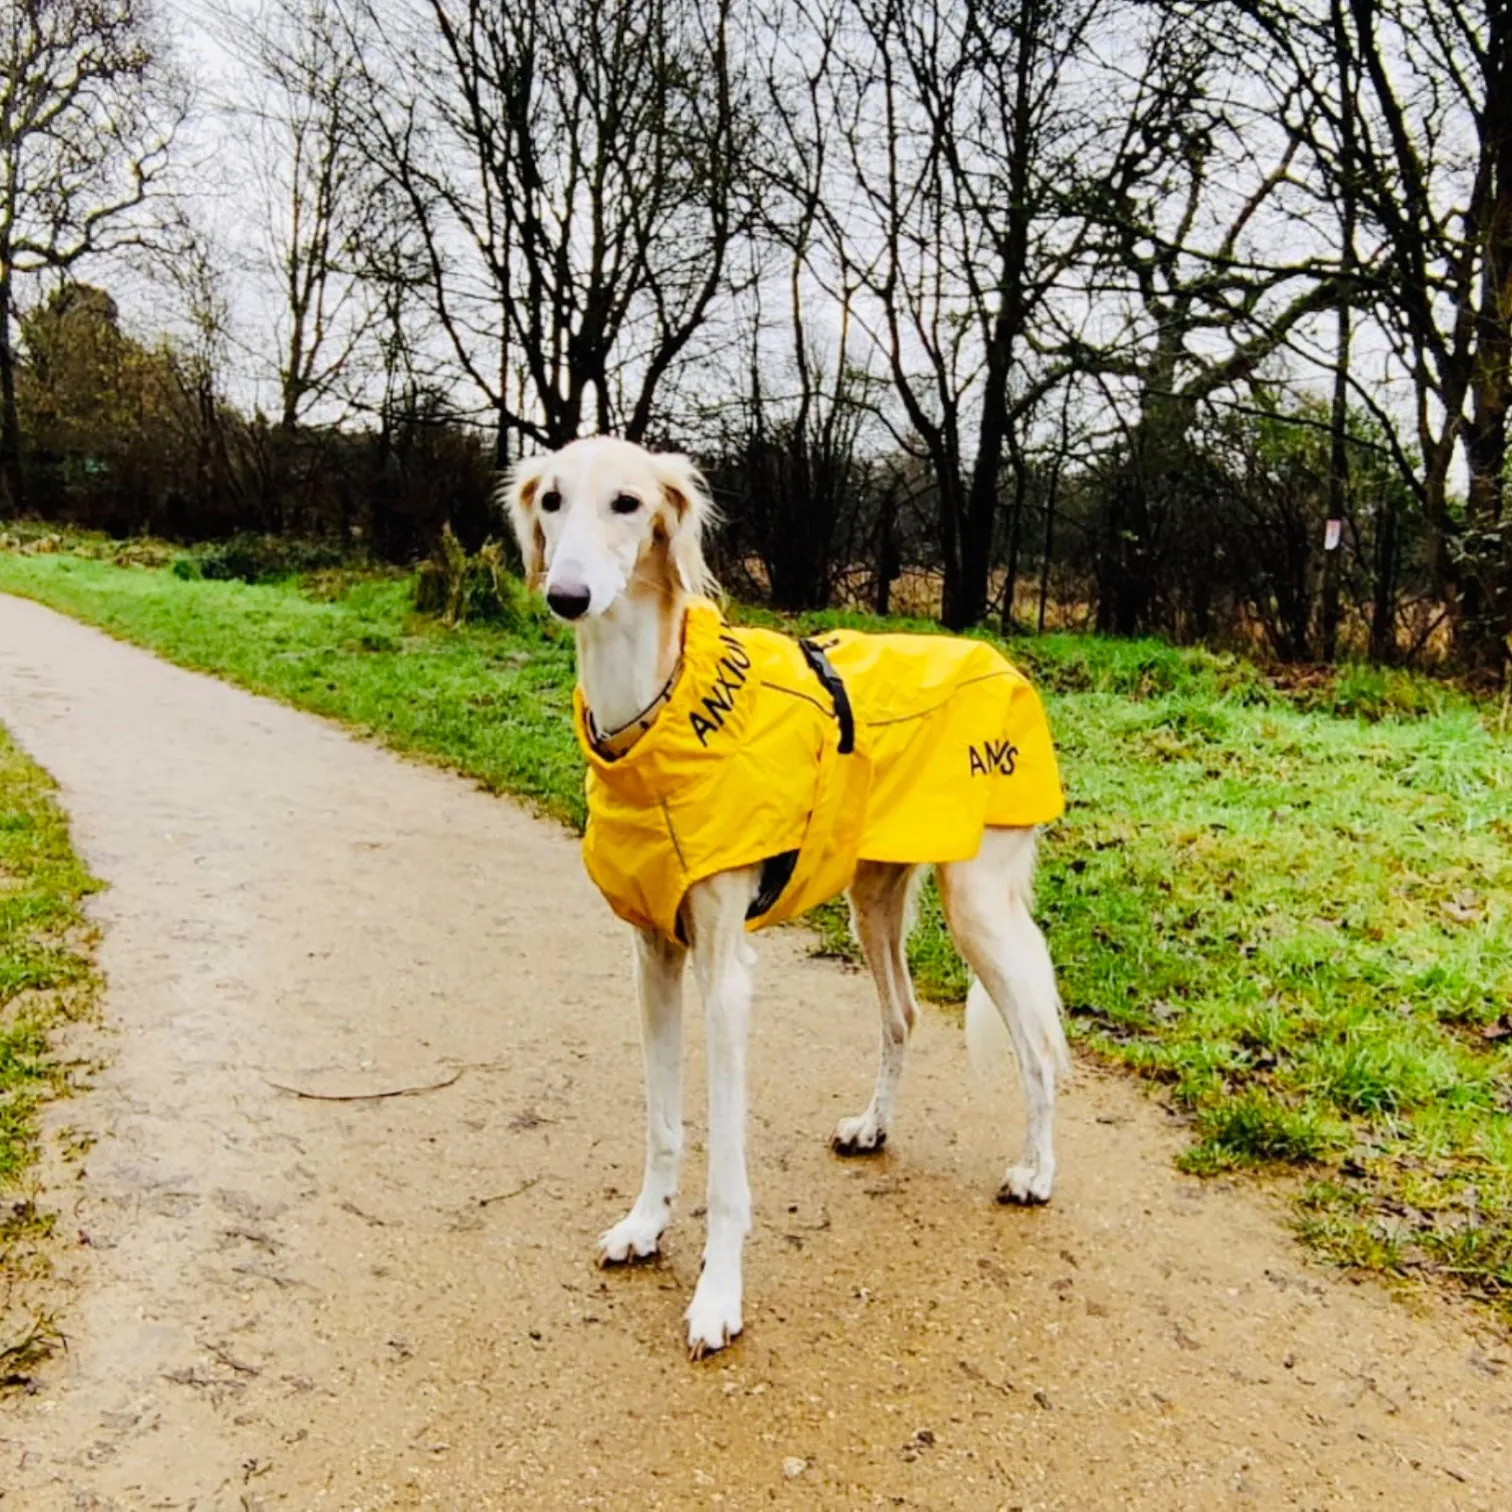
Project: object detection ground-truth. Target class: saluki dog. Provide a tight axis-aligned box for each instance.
[507,436,1070,1359]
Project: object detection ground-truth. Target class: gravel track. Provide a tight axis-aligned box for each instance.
[1,590,1508,1509]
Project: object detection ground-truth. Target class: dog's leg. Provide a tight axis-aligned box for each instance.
[833,861,918,1154]
[598,927,685,1263]
[683,869,758,1359]
[939,828,1067,1205]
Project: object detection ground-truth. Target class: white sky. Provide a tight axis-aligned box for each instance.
[71,0,1442,486]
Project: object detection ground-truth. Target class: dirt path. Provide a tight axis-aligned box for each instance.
[0,591,1508,1510]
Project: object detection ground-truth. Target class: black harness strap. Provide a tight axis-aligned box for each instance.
[744,638,857,924]
[798,637,855,754]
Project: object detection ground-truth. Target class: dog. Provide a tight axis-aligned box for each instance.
[507,435,1070,1359]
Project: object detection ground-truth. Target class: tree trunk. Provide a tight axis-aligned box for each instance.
[1320,295,1349,662]
[1369,486,1397,662]
[874,505,899,618]
[494,404,511,471]
[1189,536,1213,641]
[0,271,22,515]
[1094,468,1123,635]
[1458,0,1512,669]
[1000,442,1026,634]
[1099,449,1154,637]
[953,282,1018,631]
[937,467,969,628]
[941,482,992,629]
[1104,338,1184,637]
[1038,400,1069,634]
[1459,215,1511,668]
[1115,479,1153,636]
[948,459,1001,630]
[1322,0,1357,664]
[1460,417,1508,667]
[1037,466,1058,635]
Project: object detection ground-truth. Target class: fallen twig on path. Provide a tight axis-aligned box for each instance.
[262,1068,464,1101]
[478,1176,541,1207]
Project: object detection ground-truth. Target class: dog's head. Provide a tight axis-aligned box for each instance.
[504,437,716,621]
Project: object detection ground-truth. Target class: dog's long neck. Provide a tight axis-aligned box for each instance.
[575,580,689,740]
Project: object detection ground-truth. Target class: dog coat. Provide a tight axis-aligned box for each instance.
[572,598,1064,943]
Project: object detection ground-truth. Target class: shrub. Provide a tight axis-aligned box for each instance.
[196,534,344,584]
[1323,663,1457,722]
[412,524,532,630]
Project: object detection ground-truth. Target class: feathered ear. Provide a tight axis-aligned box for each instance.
[503,454,551,588]
[650,452,719,598]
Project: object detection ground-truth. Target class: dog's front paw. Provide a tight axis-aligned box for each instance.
[996,1159,1054,1206]
[597,1203,669,1265]
[831,1112,887,1155]
[685,1271,743,1360]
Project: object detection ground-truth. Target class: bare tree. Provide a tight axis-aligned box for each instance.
[810,0,1103,629]
[1228,0,1511,669]
[1337,0,1511,669]
[151,217,245,530]
[704,0,882,610]
[216,0,378,431]
[711,288,877,609]
[1316,0,1361,661]
[0,0,185,511]
[1049,6,1343,639]
[354,0,753,463]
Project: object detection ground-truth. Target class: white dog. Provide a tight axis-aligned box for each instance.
[508,436,1070,1359]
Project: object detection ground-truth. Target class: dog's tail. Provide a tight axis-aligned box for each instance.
[964,976,1008,1074]
[964,975,1072,1081]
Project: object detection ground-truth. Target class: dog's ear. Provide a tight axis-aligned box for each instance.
[650,452,718,598]
[503,454,551,589]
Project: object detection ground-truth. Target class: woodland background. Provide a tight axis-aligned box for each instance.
[2,0,1509,670]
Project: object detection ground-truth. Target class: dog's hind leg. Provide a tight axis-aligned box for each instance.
[938,828,1068,1205]
[832,862,920,1154]
[683,867,760,1359]
[598,926,686,1264]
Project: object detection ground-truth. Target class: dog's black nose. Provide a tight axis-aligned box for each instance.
[546,583,592,620]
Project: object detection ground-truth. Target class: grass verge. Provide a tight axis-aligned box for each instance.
[0,721,100,1386]
[1,548,1510,1313]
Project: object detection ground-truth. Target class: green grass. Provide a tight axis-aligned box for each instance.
[0,720,100,1382]
[2,548,1510,1313]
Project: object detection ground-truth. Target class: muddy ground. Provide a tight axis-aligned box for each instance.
[0,590,1508,1509]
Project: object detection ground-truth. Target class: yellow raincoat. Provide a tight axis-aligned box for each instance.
[573,598,1063,943]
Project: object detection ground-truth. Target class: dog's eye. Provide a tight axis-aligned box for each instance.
[611,493,641,515]
[540,489,561,513]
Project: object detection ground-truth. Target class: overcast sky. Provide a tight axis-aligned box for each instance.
[110,0,1434,477]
